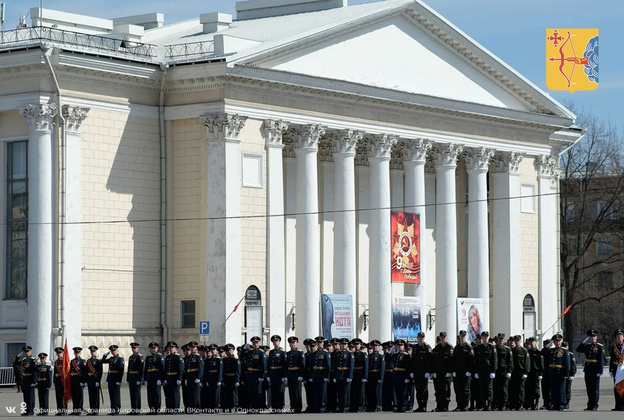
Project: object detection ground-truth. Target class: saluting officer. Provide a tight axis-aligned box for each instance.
[20,345,38,416]
[70,347,87,416]
[474,331,497,411]
[127,342,144,415]
[163,341,183,413]
[524,337,544,410]
[493,333,513,410]
[576,328,606,411]
[53,347,67,416]
[432,332,454,412]
[102,344,124,415]
[453,330,473,412]
[267,335,287,410]
[85,345,103,415]
[37,352,53,416]
[547,334,570,410]
[609,329,624,411]
[221,344,240,411]
[143,342,164,414]
[508,335,530,410]
[285,337,304,413]
[203,344,222,410]
[365,340,384,412]
[184,341,203,412]
[350,338,368,412]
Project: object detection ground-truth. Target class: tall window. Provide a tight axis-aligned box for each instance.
[6,141,28,300]
[181,300,196,328]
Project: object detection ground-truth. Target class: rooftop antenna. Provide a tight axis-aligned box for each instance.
[39,0,43,27]
[0,3,5,32]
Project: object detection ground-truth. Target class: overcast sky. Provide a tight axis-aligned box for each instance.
[3,0,623,128]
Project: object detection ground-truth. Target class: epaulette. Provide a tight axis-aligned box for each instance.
[597,343,603,347]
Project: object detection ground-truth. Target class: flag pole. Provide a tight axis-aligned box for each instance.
[540,303,573,341]
[224,295,246,324]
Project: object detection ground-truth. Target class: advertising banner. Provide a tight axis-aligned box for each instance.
[321,294,354,340]
[392,296,422,344]
[391,211,420,283]
[457,298,484,344]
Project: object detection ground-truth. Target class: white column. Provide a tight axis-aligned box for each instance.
[403,139,431,319]
[62,105,89,347]
[492,152,523,335]
[293,124,325,339]
[264,120,288,340]
[536,155,559,338]
[433,143,462,339]
[202,113,247,344]
[368,134,398,341]
[424,161,436,333]
[18,103,56,353]
[333,130,361,300]
[464,147,493,330]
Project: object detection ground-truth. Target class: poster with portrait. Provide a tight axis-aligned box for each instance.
[392,296,422,344]
[457,298,484,344]
[391,211,420,283]
[321,294,354,340]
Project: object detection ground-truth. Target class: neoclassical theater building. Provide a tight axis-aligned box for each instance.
[0,0,582,359]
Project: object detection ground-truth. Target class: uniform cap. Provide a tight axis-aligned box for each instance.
[303,338,312,346]
[339,338,349,344]
[181,344,189,351]
[73,347,83,352]
[395,339,406,345]
[38,352,48,358]
[88,345,98,352]
[314,336,325,342]
[562,341,569,347]
[23,345,32,351]
[614,329,624,336]
[370,339,381,346]
[458,330,467,336]
[271,335,281,342]
[54,347,63,354]
[108,345,118,351]
[587,329,598,336]
[527,337,536,342]
[187,341,198,347]
[261,345,270,351]
[250,336,261,342]
[513,335,522,342]
[353,338,363,345]
[480,331,489,337]
[551,333,563,341]
[197,345,207,352]
[130,342,140,347]
[417,332,425,338]
[166,341,178,348]
[287,336,299,343]
[496,333,505,339]
[439,331,447,338]
[225,343,235,350]
[148,342,160,349]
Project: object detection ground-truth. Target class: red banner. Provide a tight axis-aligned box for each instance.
[62,339,72,407]
[391,211,420,283]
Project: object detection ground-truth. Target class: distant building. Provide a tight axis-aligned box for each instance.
[0,0,582,359]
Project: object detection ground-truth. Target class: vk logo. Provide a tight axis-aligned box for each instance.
[5,407,16,413]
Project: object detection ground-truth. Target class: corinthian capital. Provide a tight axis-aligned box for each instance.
[332,129,362,155]
[432,143,463,167]
[201,113,247,141]
[492,152,523,174]
[263,119,288,148]
[18,103,57,131]
[367,134,398,160]
[535,155,558,177]
[463,147,494,172]
[290,124,325,150]
[402,138,432,163]
[63,105,90,133]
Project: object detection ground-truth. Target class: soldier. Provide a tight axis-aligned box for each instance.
[85,345,103,415]
[540,339,551,409]
[163,341,183,413]
[69,347,86,416]
[410,332,431,412]
[13,349,24,394]
[381,341,395,412]
[609,329,624,411]
[547,334,569,410]
[576,328,606,411]
[562,341,576,409]
[474,331,497,411]
[507,335,529,410]
[393,339,411,413]
[308,336,330,413]
[221,343,240,412]
[237,345,249,409]
[453,330,473,412]
[188,341,204,412]
[365,340,384,412]
[266,335,286,411]
[285,337,305,413]
[20,345,37,416]
[334,338,353,412]
[302,338,316,412]
[432,331,453,412]
[143,342,164,414]
[204,344,223,410]
[53,347,67,416]
[126,342,144,415]
[350,338,368,412]
[244,336,266,409]
[37,352,53,416]
[524,337,543,410]
[493,333,513,410]
[325,339,338,413]
[102,344,124,415]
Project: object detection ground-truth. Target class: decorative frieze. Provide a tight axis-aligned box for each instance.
[263,119,288,148]
[17,103,57,131]
[201,113,247,141]
[492,151,523,174]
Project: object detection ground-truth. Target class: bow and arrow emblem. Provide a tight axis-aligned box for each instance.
[548,31,589,88]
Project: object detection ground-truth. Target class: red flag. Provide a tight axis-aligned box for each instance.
[560,304,573,317]
[62,339,72,407]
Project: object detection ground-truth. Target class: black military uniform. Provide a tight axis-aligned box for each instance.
[203,344,223,410]
[102,344,124,415]
[85,345,103,415]
[609,329,624,411]
[53,347,67,415]
[547,334,570,410]
[563,341,576,409]
[267,335,287,410]
[540,339,551,409]
[493,333,513,410]
[245,336,266,409]
[20,346,37,416]
[183,341,203,412]
[411,333,431,412]
[350,338,368,412]
[509,336,530,410]
[285,337,305,413]
[453,331,473,411]
[69,347,87,415]
[393,339,411,412]
[524,337,543,410]
[37,353,53,415]
[365,340,384,412]
[13,351,24,393]
[325,340,338,413]
[221,344,240,411]
[163,341,183,413]
[381,341,395,412]
[576,329,606,411]
[126,342,144,415]
[143,342,164,414]
[308,336,330,413]
[432,332,453,412]
[334,338,353,412]
[474,331,497,410]
[302,339,316,412]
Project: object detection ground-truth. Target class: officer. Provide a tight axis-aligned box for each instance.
[236,345,249,409]
[381,341,395,412]
[432,331,453,412]
[308,336,330,413]
[493,332,513,410]
[184,341,203,412]
[524,337,544,410]
[410,332,431,412]
[126,342,144,415]
[85,345,103,415]
[364,340,384,412]
[453,330,473,412]
[508,335,530,410]
[244,336,266,410]
[349,338,368,412]
[609,329,624,411]
[284,337,304,413]
[393,339,411,412]
[562,341,576,409]
[576,329,606,410]
[163,341,183,413]
[474,331,497,411]
[540,339,551,409]
[53,347,67,415]
[547,334,569,410]
[325,339,338,413]
[143,342,164,414]
[266,335,286,411]
[69,347,86,416]
[37,352,53,416]
[20,345,37,416]
[180,344,190,410]
[13,349,24,394]
[204,344,223,410]
[102,344,124,415]
[221,343,240,411]
[302,338,316,412]
[334,338,353,412]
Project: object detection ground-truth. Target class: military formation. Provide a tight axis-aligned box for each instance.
[12,328,624,415]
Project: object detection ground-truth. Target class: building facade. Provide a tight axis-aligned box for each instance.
[0,0,582,361]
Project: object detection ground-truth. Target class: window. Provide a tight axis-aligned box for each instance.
[521,184,535,213]
[597,241,614,256]
[180,300,196,328]
[6,141,28,300]
[565,203,575,221]
[7,342,26,366]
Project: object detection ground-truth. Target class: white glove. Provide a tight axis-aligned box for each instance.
[185,379,188,386]
[116,382,121,386]
[104,351,111,357]
[297,377,303,382]
[206,382,210,386]
[432,373,437,379]
[137,381,141,386]
[466,372,471,377]
[235,383,239,387]
[505,373,511,379]
[378,380,382,383]
[489,373,495,379]
[597,373,602,378]
[569,376,574,380]
[452,372,456,378]
[157,380,162,386]
[217,382,221,386]
[332,379,337,383]
[410,373,414,378]
[32,383,38,387]
[424,373,430,379]
[194,379,200,384]
[282,378,287,383]
[266,377,270,383]
[95,382,100,388]
[474,373,479,379]
[404,379,409,384]
[163,380,167,385]
[176,380,181,385]
[308,378,313,383]
[362,379,367,383]
[610,372,614,377]
[446,373,452,378]
[346,378,352,383]
[538,376,542,381]
[583,337,590,344]
[521,374,527,380]
[324,378,329,382]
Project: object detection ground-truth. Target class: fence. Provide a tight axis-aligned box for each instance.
[0,367,16,386]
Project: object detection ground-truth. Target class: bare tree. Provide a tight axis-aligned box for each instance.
[559,107,624,344]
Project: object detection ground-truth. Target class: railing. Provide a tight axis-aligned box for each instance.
[0,367,16,386]
[165,40,215,60]
[0,26,157,59]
